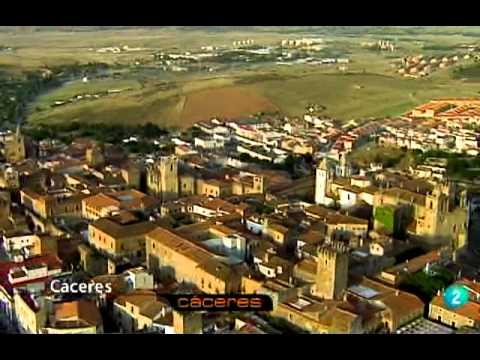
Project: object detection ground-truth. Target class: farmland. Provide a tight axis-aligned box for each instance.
[1,27,480,129]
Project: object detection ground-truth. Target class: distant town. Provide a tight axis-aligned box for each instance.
[1,93,480,334]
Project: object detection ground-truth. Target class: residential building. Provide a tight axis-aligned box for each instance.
[113,290,173,333]
[429,278,480,329]
[42,299,103,334]
[0,126,26,164]
[82,190,159,221]
[88,211,157,266]
[146,226,245,294]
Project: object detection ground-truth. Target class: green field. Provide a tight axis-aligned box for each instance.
[1,27,479,128]
[26,68,480,127]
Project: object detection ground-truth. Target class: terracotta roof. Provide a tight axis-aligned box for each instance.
[268,222,290,234]
[53,299,102,328]
[83,193,120,209]
[115,290,157,307]
[431,295,480,322]
[147,227,214,265]
[333,178,351,187]
[384,249,443,276]
[379,187,426,206]
[84,190,158,211]
[90,217,157,239]
[91,274,129,298]
[299,229,326,244]
[350,277,424,323]
[305,205,368,226]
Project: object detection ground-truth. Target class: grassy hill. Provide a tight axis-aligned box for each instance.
[1,26,479,129]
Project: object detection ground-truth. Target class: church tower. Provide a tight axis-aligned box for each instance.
[337,152,352,178]
[424,184,447,236]
[146,155,179,202]
[4,122,26,163]
[86,145,105,168]
[314,242,349,300]
[315,158,330,205]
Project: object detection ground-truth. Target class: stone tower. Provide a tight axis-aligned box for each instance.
[3,123,26,163]
[336,152,352,178]
[315,158,330,205]
[173,311,202,334]
[314,242,349,300]
[146,155,179,202]
[0,191,11,223]
[121,162,141,189]
[86,145,104,168]
[424,184,446,236]
[440,180,455,211]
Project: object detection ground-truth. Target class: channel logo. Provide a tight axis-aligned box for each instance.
[443,284,470,309]
[158,294,273,312]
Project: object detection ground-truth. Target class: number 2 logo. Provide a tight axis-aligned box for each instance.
[451,289,461,306]
[444,284,469,309]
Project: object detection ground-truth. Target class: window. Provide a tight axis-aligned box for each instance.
[152,242,156,249]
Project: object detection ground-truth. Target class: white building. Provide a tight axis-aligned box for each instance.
[315,158,335,206]
[194,137,224,150]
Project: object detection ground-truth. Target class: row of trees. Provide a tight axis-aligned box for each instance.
[27,122,169,145]
[1,62,111,127]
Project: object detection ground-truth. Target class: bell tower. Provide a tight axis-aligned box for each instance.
[315,158,330,205]
[314,242,349,300]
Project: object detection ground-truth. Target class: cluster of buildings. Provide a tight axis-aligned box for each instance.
[362,40,395,52]
[189,116,338,165]
[396,54,471,78]
[232,40,255,48]
[0,97,479,334]
[280,38,324,51]
[378,99,480,156]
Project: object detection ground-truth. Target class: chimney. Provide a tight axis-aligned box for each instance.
[277,266,283,275]
[264,252,269,263]
[395,290,400,296]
